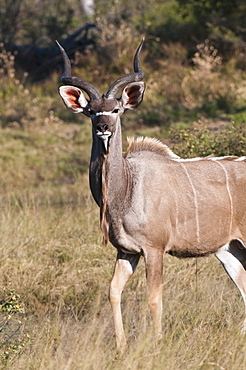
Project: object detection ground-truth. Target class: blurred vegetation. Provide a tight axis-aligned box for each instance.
[0,0,245,138]
[1,0,246,368]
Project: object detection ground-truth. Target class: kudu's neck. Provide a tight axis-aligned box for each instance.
[89,116,130,208]
[105,119,129,204]
[89,129,103,206]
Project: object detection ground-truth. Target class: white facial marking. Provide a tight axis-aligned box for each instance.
[96,130,112,151]
[96,112,115,116]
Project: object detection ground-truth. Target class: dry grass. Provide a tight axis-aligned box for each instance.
[0,122,246,370]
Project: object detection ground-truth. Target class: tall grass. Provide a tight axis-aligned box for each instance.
[0,121,246,369]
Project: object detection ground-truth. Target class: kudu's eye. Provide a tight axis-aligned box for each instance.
[112,109,119,114]
[88,109,95,115]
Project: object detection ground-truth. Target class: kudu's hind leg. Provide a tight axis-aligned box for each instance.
[144,249,164,341]
[215,240,246,332]
[109,251,141,352]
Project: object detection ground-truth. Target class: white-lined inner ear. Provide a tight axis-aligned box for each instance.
[59,86,88,113]
[121,81,145,110]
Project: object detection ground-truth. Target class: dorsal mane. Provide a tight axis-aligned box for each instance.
[125,137,246,162]
[126,137,180,159]
[180,155,246,163]
[207,155,246,162]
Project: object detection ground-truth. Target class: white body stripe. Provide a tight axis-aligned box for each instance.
[180,162,200,243]
[214,160,233,234]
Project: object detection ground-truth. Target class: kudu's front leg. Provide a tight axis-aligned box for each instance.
[109,251,141,352]
[144,249,164,341]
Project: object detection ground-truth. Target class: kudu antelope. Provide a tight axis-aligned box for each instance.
[57,40,246,351]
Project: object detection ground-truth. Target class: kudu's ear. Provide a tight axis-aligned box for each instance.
[121,82,145,110]
[59,86,88,113]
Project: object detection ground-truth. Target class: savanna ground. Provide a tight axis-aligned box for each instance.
[1,122,246,370]
[1,0,246,368]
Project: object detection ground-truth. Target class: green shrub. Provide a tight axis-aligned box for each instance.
[171,113,246,157]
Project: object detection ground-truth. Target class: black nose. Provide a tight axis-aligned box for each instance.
[96,123,108,133]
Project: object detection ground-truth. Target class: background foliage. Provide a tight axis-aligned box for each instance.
[0,0,246,368]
